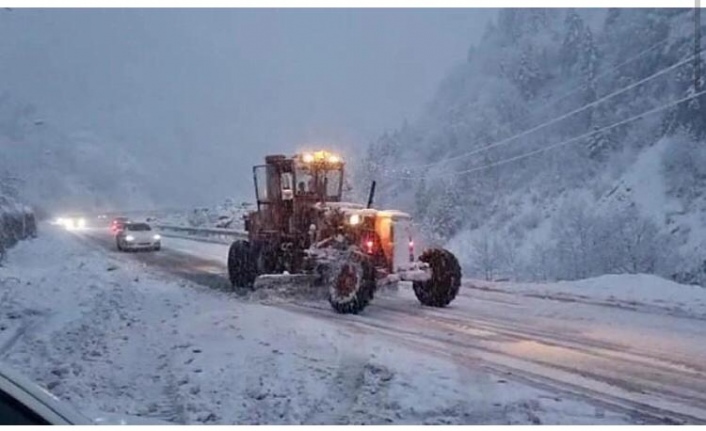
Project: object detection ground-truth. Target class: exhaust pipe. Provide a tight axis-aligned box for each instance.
[366,181,376,209]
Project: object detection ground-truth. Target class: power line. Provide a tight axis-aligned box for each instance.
[404,49,699,173]
[377,48,703,179]
[542,36,670,111]
[423,88,706,179]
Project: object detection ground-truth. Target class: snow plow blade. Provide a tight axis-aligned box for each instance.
[248,273,329,302]
[248,272,398,305]
[253,273,319,289]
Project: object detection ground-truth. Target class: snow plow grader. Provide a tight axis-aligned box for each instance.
[227,150,461,314]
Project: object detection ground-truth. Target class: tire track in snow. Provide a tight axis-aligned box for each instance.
[376,300,706,376]
[279,301,706,424]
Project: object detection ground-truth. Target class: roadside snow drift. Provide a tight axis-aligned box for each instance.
[467,274,706,321]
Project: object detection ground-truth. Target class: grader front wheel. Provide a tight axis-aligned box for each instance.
[413,248,461,307]
[326,254,376,314]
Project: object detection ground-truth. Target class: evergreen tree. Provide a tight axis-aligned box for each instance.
[561,9,584,76]
[586,125,613,160]
[514,49,543,100]
[414,176,430,221]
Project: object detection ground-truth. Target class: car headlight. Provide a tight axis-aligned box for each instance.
[349,214,361,225]
[77,218,86,228]
[153,234,161,240]
[125,235,135,241]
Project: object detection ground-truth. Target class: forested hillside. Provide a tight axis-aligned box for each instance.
[0,93,154,214]
[360,9,706,285]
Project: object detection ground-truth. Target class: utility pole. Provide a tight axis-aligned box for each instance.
[697,0,702,92]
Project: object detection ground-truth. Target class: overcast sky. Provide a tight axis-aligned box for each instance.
[0,8,493,206]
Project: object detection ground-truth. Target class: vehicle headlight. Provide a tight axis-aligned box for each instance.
[349,214,361,225]
[77,218,86,228]
[153,234,161,240]
[125,235,135,241]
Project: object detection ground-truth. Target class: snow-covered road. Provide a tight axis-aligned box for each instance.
[1,226,705,424]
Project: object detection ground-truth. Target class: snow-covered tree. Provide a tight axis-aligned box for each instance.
[514,49,544,100]
[430,185,465,240]
[586,125,613,160]
[550,197,598,279]
[0,171,21,200]
[470,231,498,281]
[602,205,666,274]
[561,10,585,76]
[662,130,706,205]
[413,176,430,221]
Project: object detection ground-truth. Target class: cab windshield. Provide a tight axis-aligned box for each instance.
[295,168,342,200]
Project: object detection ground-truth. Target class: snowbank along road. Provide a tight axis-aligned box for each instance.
[1,225,705,424]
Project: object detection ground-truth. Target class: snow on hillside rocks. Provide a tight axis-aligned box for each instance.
[597,136,690,242]
[596,134,706,283]
[154,199,252,230]
[0,192,36,261]
[0,226,632,424]
[585,138,680,236]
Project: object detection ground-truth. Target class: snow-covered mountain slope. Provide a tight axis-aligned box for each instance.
[361,9,706,285]
[0,93,154,214]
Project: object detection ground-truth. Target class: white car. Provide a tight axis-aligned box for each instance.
[115,222,161,252]
[0,363,168,425]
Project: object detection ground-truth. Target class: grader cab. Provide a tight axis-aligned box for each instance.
[228,150,461,314]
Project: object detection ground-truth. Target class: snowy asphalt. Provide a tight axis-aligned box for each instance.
[1,226,705,424]
[71,226,706,424]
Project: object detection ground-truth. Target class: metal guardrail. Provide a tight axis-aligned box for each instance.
[154,224,247,244]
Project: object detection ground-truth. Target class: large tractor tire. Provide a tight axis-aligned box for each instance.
[327,253,376,314]
[228,240,258,289]
[413,248,461,308]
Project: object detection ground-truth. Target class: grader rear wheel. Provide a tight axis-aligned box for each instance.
[412,248,461,307]
[228,240,258,289]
